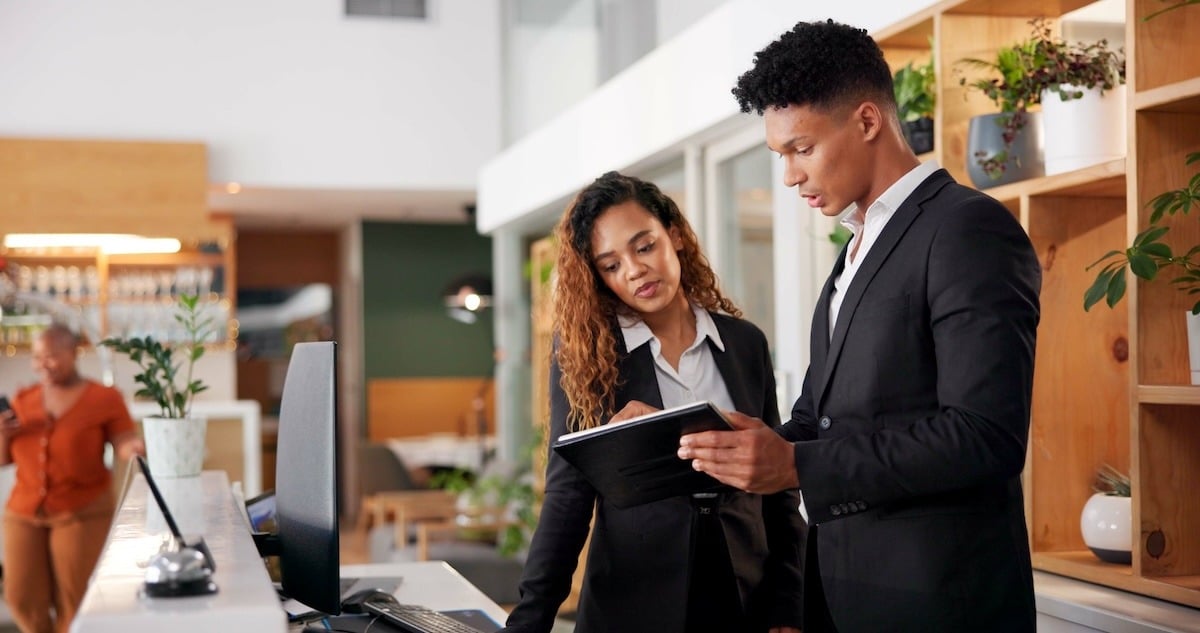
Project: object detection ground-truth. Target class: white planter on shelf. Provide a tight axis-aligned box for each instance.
[142,416,207,478]
[1080,492,1132,564]
[1041,83,1127,175]
[1187,311,1200,385]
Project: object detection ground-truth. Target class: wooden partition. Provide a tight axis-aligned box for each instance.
[367,377,495,440]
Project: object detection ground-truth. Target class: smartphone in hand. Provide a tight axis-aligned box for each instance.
[0,396,17,427]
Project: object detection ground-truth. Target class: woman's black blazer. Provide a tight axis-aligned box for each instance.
[503,313,806,633]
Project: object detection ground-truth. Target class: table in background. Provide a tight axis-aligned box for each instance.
[386,435,496,473]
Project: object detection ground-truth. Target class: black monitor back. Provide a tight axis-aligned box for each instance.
[276,341,340,615]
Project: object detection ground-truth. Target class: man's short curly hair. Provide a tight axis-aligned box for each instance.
[732,19,894,115]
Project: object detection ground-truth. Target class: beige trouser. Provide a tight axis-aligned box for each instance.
[3,493,115,633]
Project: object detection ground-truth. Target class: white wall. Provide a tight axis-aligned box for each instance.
[655,0,727,45]
[504,0,598,143]
[0,0,502,190]
[477,0,940,233]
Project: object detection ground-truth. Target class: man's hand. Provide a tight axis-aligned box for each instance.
[770,627,802,633]
[608,400,658,424]
[678,410,799,494]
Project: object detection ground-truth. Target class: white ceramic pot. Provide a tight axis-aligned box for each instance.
[142,416,207,478]
[1041,84,1127,175]
[1080,492,1132,564]
[1186,310,1200,385]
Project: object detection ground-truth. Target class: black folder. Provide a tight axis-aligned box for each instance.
[551,401,734,508]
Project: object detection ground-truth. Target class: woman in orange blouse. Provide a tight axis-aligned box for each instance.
[0,324,144,633]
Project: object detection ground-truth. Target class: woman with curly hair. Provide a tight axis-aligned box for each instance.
[502,171,805,633]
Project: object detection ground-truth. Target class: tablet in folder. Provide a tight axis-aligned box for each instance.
[551,401,734,509]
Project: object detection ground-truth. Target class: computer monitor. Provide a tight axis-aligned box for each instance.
[268,341,341,615]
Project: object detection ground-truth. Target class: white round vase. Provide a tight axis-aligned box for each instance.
[142,416,207,478]
[1080,492,1132,564]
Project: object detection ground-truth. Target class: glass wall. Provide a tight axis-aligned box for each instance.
[502,0,729,144]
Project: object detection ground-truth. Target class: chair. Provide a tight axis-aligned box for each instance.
[355,442,420,535]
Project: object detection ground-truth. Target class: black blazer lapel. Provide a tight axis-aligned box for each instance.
[617,340,665,410]
[709,319,752,415]
[810,247,844,407]
[817,170,954,411]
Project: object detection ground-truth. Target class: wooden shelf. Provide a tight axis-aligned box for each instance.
[1135,77,1200,113]
[942,0,1094,17]
[981,158,1126,204]
[1034,552,1200,608]
[874,11,934,49]
[1138,385,1200,405]
[107,252,225,267]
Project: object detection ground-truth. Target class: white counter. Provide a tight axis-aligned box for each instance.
[71,471,286,633]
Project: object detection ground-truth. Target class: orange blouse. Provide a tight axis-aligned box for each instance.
[7,381,136,517]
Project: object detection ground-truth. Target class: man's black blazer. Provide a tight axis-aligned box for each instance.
[780,169,1042,632]
[505,313,806,633]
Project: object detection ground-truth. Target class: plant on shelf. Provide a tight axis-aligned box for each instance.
[1081,464,1133,564]
[1144,0,1200,21]
[957,18,1125,180]
[100,294,213,477]
[1093,464,1132,497]
[1085,153,1200,313]
[893,57,936,154]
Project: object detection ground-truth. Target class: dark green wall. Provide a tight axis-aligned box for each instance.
[362,222,493,378]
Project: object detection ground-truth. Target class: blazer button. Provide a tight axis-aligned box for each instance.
[830,504,842,516]
[819,416,832,430]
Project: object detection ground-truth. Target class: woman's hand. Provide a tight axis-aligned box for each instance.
[608,400,659,424]
[769,627,802,633]
[114,433,146,461]
[1,409,24,440]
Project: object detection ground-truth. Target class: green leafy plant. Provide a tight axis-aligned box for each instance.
[100,294,212,418]
[829,225,853,247]
[1144,0,1200,21]
[1093,464,1131,497]
[1085,153,1200,313]
[958,18,1125,179]
[894,58,936,123]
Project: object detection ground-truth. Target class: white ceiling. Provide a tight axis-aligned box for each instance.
[211,185,477,230]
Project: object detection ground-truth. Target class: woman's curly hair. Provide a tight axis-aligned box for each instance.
[732,19,894,115]
[553,171,740,432]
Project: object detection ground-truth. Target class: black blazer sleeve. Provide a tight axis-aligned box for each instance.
[503,352,597,633]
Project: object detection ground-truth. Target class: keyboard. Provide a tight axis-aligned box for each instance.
[362,598,488,633]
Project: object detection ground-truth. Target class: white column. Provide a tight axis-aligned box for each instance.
[492,226,532,463]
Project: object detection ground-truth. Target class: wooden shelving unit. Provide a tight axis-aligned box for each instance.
[875,0,1200,610]
[1,222,237,349]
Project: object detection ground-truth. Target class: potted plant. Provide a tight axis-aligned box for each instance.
[893,58,936,155]
[1085,152,1200,380]
[1080,464,1132,564]
[101,294,212,478]
[957,19,1125,186]
[430,464,536,557]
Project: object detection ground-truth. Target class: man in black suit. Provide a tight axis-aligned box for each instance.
[678,20,1042,632]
